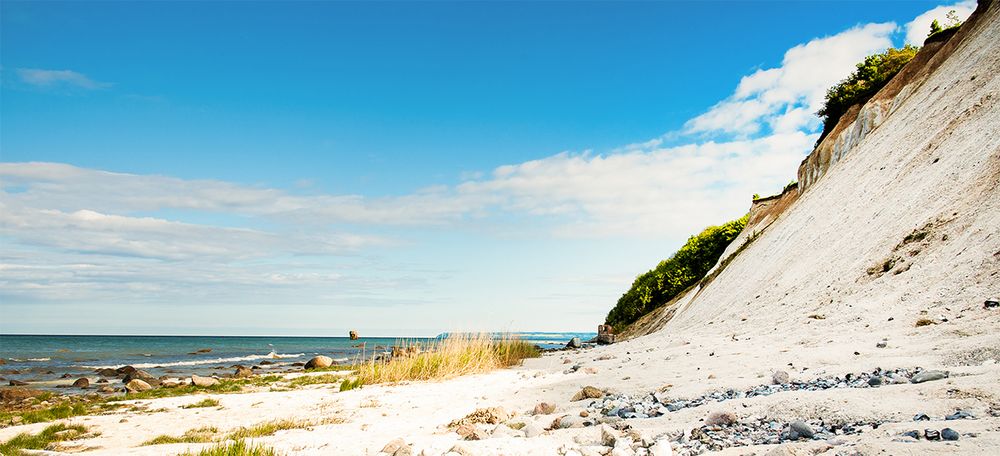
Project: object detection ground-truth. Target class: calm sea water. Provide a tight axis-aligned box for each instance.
[0,332,594,389]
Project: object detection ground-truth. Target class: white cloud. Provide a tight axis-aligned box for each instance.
[686,22,897,136]
[15,68,112,90]
[904,1,976,46]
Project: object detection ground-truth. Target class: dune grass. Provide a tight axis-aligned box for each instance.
[353,333,540,384]
[224,419,320,440]
[182,398,221,409]
[0,423,90,455]
[141,427,218,446]
[177,439,282,456]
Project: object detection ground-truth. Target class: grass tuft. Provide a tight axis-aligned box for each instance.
[339,377,364,392]
[182,398,221,409]
[0,423,90,455]
[224,419,318,440]
[288,374,344,387]
[141,427,217,446]
[177,439,282,456]
[354,333,539,384]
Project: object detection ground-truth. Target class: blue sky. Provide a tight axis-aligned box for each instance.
[0,1,975,336]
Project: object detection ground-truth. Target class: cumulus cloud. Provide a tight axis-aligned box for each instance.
[904,1,976,46]
[15,68,112,90]
[686,22,896,136]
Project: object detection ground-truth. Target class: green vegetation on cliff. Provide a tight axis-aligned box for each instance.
[816,45,919,145]
[605,216,747,331]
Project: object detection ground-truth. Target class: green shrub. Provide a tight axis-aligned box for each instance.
[605,216,747,330]
[815,45,919,145]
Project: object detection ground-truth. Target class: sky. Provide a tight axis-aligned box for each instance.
[0,0,976,336]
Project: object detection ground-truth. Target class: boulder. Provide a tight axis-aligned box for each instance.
[567,337,582,349]
[234,365,254,378]
[72,377,90,388]
[571,386,604,401]
[533,402,556,415]
[0,387,44,402]
[95,368,119,378]
[304,355,334,369]
[191,375,220,387]
[116,365,137,376]
[125,379,152,393]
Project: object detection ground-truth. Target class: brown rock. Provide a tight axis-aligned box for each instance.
[72,377,90,388]
[0,387,44,402]
[455,424,488,440]
[95,368,119,378]
[234,365,254,378]
[0,358,6,365]
[570,386,603,401]
[98,386,116,393]
[705,410,738,426]
[304,355,334,369]
[9,379,28,386]
[532,402,556,415]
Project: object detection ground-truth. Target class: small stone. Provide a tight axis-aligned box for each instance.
[911,370,949,383]
[789,420,814,439]
[523,422,544,438]
[876,340,888,348]
[924,429,940,440]
[772,370,790,385]
[381,437,407,454]
[945,410,974,420]
[868,376,882,387]
[571,386,604,401]
[705,411,737,426]
[234,365,254,378]
[902,430,920,439]
[913,413,930,421]
[985,298,999,309]
[533,402,556,415]
[600,424,617,446]
[941,428,960,441]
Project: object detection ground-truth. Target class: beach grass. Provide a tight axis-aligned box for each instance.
[176,439,282,456]
[287,374,345,387]
[141,427,218,446]
[0,401,120,427]
[339,377,364,392]
[353,333,539,384]
[224,418,323,440]
[0,423,90,455]
[181,398,221,409]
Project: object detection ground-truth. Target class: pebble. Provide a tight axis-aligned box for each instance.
[924,429,941,440]
[945,410,974,420]
[941,428,960,441]
[913,413,930,421]
[787,420,814,440]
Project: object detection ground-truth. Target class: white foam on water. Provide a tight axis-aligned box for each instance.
[80,352,306,369]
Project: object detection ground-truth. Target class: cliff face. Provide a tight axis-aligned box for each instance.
[624,0,999,339]
[798,8,983,192]
[666,0,999,332]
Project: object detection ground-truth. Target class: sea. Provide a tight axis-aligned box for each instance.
[0,332,594,391]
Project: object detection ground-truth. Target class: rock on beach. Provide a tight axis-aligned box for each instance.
[304,355,334,369]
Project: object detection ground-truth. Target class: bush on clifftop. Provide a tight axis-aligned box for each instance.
[815,45,919,145]
[605,215,747,331]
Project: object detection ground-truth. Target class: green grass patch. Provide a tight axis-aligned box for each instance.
[288,374,344,387]
[0,401,110,426]
[302,365,355,372]
[181,398,221,409]
[339,378,364,392]
[224,419,317,440]
[177,439,282,456]
[141,426,217,446]
[0,423,90,455]
[108,381,243,401]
